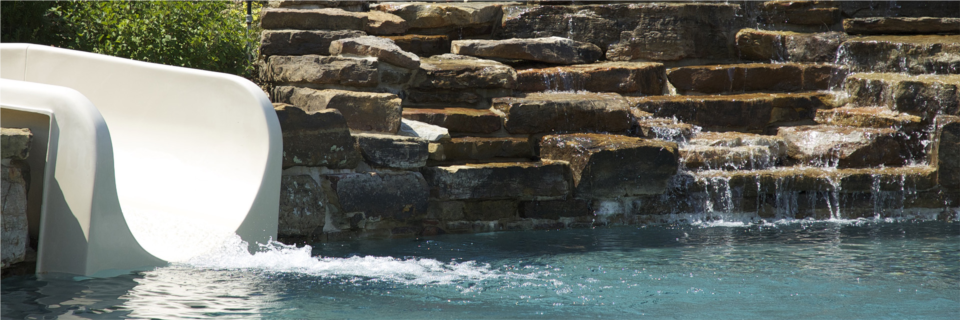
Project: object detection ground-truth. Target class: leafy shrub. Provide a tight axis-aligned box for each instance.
[1,1,261,77]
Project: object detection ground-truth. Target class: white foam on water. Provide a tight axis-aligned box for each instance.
[182,235,503,285]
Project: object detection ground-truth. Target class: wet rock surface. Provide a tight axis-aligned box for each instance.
[401,108,502,134]
[354,133,428,169]
[261,55,378,87]
[844,17,960,35]
[260,30,366,56]
[629,93,833,133]
[736,29,846,63]
[278,175,334,238]
[329,36,420,69]
[815,106,922,129]
[451,37,603,65]
[516,62,665,95]
[632,117,699,143]
[327,171,429,221]
[539,133,679,198]
[493,92,634,134]
[937,116,960,192]
[837,35,960,74]
[420,162,571,200]
[667,63,845,94]
[779,125,919,168]
[273,86,402,133]
[843,73,960,121]
[274,104,361,169]
[520,199,591,219]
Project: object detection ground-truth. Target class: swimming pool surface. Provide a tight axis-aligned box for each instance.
[3,219,958,319]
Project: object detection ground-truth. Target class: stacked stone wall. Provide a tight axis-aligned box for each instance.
[258,0,960,242]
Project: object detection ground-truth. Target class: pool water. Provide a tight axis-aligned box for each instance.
[3,219,958,319]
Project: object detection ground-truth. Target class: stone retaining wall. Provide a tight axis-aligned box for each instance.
[258,0,960,243]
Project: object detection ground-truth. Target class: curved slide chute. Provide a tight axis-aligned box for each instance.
[0,44,281,276]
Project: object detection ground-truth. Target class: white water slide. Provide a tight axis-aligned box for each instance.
[0,44,281,276]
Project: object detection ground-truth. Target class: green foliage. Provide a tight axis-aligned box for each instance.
[1,1,261,77]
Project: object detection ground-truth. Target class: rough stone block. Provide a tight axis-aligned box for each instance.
[382,34,450,56]
[604,3,741,61]
[539,133,678,198]
[498,3,740,61]
[516,62,665,95]
[329,36,419,69]
[274,103,361,169]
[372,2,506,30]
[667,63,845,94]
[451,37,602,65]
[461,200,518,221]
[760,1,840,26]
[629,93,832,133]
[326,171,429,220]
[279,175,339,237]
[520,199,590,219]
[261,55,378,87]
[438,137,533,161]
[401,108,502,134]
[689,131,787,155]
[844,73,960,122]
[736,29,846,63]
[354,133,428,169]
[259,30,366,56]
[815,106,922,129]
[844,17,960,35]
[420,162,572,200]
[935,116,960,191]
[839,2,960,19]
[364,11,408,35]
[1,128,32,160]
[260,8,367,30]
[837,35,960,74]
[411,54,517,90]
[402,90,482,107]
[1,161,29,268]
[397,119,450,142]
[273,86,402,133]
[681,145,778,171]
[493,92,634,134]
[779,125,919,168]
[632,117,699,143]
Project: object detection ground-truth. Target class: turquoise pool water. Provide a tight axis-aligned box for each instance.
[3,219,958,319]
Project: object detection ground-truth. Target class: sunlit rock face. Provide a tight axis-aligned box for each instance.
[451,37,603,65]
[254,0,960,236]
[274,104,360,169]
[493,92,633,134]
[778,125,920,168]
[1,128,32,269]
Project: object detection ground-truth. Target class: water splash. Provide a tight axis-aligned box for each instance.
[183,235,504,285]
